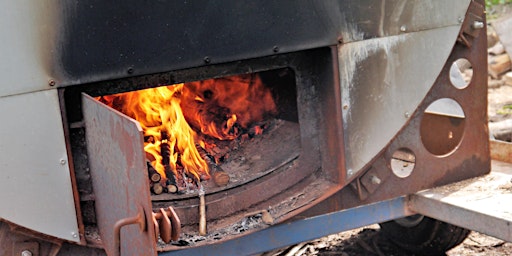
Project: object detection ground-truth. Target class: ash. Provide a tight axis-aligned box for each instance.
[158,213,269,248]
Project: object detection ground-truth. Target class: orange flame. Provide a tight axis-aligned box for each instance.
[99,84,208,181]
[180,74,277,140]
[97,73,277,183]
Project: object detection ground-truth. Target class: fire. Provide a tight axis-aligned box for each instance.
[180,74,277,140]
[97,73,277,185]
[99,84,207,181]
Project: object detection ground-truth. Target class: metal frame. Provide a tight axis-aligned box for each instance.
[163,197,411,256]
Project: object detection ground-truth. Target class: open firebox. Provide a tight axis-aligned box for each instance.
[0,1,491,256]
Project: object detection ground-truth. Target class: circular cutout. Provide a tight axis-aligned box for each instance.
[449,58,472,89]
[420,98,465,156]
[390,148,416,178]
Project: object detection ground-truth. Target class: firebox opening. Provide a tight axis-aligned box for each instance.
[95,68,300,199]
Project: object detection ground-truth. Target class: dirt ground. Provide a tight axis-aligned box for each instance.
[262,5,512,256]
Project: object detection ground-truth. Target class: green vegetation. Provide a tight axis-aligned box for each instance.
[498,104,512,115]
[486,0,512,8]
[485,0,512,19]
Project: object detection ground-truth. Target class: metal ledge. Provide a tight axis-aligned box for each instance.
[409,159,512,243]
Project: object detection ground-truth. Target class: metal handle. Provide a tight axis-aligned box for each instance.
[113,207,147,256]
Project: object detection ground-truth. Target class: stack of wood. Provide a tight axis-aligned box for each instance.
[147,137,232,195]
[488,13,512,142]
[489,14,512,86]
[488,42,512,85]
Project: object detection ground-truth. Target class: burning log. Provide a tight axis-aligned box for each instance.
[151,182,164,195]
[196,144,230,186]
[147,161,161,183]
[146,158,165,195]
[165,178,178,194]
[161,131,179,193]
[211,167,230,187]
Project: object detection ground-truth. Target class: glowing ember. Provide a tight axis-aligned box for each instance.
[180,74,277,140]
[97,73,277,185]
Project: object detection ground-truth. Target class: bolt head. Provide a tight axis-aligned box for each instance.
[400,25,407,32]
[21,250,33,256]
[371,175,382,185]
[472,21,484,29]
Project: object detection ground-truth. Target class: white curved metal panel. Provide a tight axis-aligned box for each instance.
[0,89,79,242]
[339,25,464,177]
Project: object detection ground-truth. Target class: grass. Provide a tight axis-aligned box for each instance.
[486,0,512,8]
[497,104,512,115]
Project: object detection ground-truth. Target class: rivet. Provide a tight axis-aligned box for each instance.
[127,67,134,74]
[400,25,407,32]
[458,17,464,24]
[203,56,211,64]
[273,46,279,53]
[21,250,33,256]
[472,21,484,29]
[48,79,56,87]
[343,104,349,110]
[370,175,382,185]
[60,159,67,165]
[71,231,78,238]
[404,112,410,118]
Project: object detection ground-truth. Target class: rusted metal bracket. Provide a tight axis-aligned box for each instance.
[458,0,485,48]
[349,167,391,201]
[152,207,181,243]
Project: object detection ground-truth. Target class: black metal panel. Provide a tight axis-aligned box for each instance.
[56,0,466,87]
[58,0,340,85]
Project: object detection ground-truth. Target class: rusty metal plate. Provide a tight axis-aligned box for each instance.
[82,93,156,256]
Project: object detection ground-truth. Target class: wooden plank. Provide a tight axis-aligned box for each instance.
[488,53,511,79]
[505,71,512,86]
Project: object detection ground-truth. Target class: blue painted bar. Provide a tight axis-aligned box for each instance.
[161,196,409,256]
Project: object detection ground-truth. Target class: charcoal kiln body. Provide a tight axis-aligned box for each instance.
[0,1,489,255]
